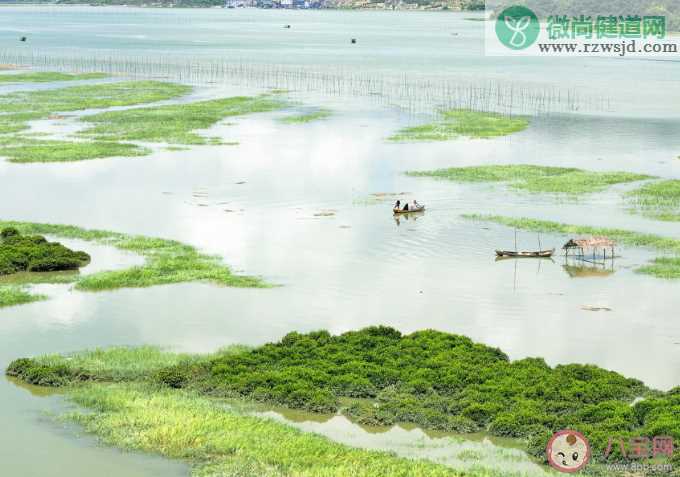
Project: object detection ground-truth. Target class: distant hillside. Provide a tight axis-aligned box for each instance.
[7,0,485,9]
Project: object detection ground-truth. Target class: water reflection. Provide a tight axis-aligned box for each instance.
[256,407,553,477]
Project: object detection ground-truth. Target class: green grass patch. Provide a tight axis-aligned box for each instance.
[0,220,267,299]
[0,285,45,308]
[407,165,651,194]
[0,80,190,162]
[0,80,190,134]
[280,109,332,124]
[80,95,287,145]
[64,383,461,477]
[0,72,108,83]
[0,136,149,163]
[626,180,680,222]
[463,214,680,278]
[9,327,678,468]
[388,110,529,142]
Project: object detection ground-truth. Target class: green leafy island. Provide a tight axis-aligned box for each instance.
[406,165,652,195]
[388,110,529,142]
[279,109,332,124]
[8,327,678,471]
[80,95,288,145]
[0,226,90,275]
[463,214,680,279]
[0,72,108,84]
[626,179,680,222]
[0,220,267,308]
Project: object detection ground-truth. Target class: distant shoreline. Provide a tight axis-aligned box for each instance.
[0,3,484,12]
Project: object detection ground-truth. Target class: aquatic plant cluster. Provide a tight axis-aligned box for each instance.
[627,179,680,222]
[465,215,680,279]
[0,81,190,162]
[8,327,679,468]
[0,227,90,275]
[0,220,267,308]
[81,95,287,145]
[407,165,652,194]
[389,110,529,141]
[0,78,292,162]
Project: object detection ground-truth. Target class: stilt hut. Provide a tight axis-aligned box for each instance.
[562,237,616,261]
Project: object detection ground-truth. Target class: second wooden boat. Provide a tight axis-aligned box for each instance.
[495,249,555,258]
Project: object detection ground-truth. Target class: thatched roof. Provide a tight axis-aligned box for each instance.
[563,237,616,249]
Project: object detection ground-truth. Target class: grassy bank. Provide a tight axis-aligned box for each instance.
[280,109,332,124]
[627,179,680,222]
[81,95,287,145]
[0,72,108,83]
[8,327,679,469]
[388,110,529,142]
[0,220,267,305]
[406,165,651,195]
[463,214,680,278]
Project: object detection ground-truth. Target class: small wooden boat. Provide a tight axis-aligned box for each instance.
[495,249,555,258]
[393,205,425,215]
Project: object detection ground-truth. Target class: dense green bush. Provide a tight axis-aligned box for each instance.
[6,357,91,386]
[0,228,90,275]
[0,227,19,239]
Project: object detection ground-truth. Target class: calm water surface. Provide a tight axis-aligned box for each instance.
[0,7,679,477]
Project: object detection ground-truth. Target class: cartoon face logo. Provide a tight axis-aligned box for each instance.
[546,430,591,473]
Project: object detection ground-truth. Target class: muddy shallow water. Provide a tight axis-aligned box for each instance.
[1,7,680,477]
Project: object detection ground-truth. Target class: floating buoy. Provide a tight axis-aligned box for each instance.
[351,38,357,44]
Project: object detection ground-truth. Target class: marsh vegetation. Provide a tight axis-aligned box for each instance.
[8,327,679,472]
[0,72,108,83]
[627,179,680,222]
[407,165,651,195]
[389,110,529,141]
[0,227,90,307]
[279,109,332,124]
[0,80,288,162]
[0,220,267,308]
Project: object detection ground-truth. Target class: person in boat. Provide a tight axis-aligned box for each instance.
[394,200,401,210]
[413,199,420,209]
